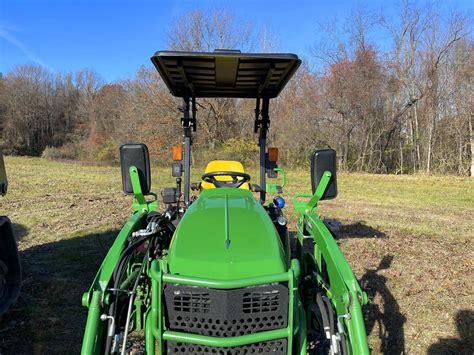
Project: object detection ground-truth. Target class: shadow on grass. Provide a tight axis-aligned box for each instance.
[359,255,406,354]
[0,229,118,354]
[11,223,29,241]
[292,220,404,353]
[337,223,404,353]
[427,309,474,354]
[334,222,403,352]
[336,221,387,239]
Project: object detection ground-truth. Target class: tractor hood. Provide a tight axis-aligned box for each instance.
[167,188,287,280]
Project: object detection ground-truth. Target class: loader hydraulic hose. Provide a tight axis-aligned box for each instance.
[105,213,168,354]
[323,296,335,342]
[322,295,340,354]
[120,244,152,355]
[112,236,149,283]
[319,293,348,355]
[316,293,330,341]
[105,236,151,354]
[340,332,348,355]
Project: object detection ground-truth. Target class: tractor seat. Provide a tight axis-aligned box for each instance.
[201,160,250,190]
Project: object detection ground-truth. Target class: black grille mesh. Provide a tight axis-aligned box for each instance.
[164,284,288,338]
[243,289,280,313]
[172,289,211,313]
[168,313,286,337]
[167,339,287,354]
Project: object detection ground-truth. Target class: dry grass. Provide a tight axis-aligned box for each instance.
[0,156,472,354]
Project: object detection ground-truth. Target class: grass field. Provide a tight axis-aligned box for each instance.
[0,156,473,354]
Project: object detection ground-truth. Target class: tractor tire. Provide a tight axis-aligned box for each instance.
[0,216,21,316]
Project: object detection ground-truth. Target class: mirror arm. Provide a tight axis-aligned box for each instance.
[129,165,148,210]
[307,170,331,210]
[265,168,286,194]
[275,168,286,187]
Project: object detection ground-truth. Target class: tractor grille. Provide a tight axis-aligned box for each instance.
[167,339,287,354]
[163,283,288,353]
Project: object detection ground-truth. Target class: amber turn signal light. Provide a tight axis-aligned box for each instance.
[171,144,183,161]
[268,147,279,162]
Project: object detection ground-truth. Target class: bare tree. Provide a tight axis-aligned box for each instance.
[167,9,255,52]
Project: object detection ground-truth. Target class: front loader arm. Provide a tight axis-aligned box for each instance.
[81,210,148,355]
[294,171,369,355]
[297,213,369,354]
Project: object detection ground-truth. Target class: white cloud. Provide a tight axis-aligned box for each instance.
[0,24,49,69]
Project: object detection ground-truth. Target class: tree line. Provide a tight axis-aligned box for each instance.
[0,4,472,175]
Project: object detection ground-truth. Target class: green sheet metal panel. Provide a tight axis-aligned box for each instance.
[167,188,287,279]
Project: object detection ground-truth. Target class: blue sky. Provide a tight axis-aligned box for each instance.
[0,0,472,82]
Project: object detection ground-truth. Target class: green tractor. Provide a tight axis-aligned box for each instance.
[81,50,369,354]
[0,151,21,316]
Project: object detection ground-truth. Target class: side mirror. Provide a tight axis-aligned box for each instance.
[120,143,151,195]
[0,152,8,196]
[311,149,337,200]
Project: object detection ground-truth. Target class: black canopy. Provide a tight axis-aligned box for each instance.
[151,50,301,98]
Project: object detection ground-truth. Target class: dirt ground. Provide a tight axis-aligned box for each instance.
[0,156,472,354]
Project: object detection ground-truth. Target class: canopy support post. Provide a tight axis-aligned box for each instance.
[181,97,196,206]
[255,97,270,203]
